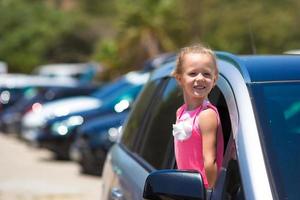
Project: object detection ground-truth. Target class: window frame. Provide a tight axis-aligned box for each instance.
[134,77,182,170]
[210,75,245,199]
[119,77,173,171]
[133,77,171,152]
[120,78,165,151]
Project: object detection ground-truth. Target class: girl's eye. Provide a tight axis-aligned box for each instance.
[188,72,197,76]
[203,72,211,77]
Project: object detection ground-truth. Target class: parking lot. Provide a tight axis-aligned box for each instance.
[0,133,102,200]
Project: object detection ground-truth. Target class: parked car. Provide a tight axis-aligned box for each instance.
[21,71,149,158]
[0,73,78,112]
[0,86,34,112]
[35,62,102,83]
[0,61,7,73]
[36,76,147,160]
[284,49,300,54]
[69,54,178,176]
[101,53,300,200]
[70,111,128,176]
[0,74,36,112]
[142,53,176,72]
[0,84,99,134]
[21,94,102,143]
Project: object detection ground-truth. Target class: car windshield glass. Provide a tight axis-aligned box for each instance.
[91,77,130,99]
[251,82,300,200]
[101,84,143,108]
[91,72,148,99]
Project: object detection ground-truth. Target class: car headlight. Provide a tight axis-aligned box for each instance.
[108,126,122,142]
[67,116,84,126]
[114,99,131,113]
[52,116,84,136]
[56,124,69,135]
[0,90,10,104]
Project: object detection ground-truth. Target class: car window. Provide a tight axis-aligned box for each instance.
[250,82,300,200]
[121,79,164,151]
[222,141,245,200]
[91,78,129,98]
[136,78,183,170]
[208,86,232,150]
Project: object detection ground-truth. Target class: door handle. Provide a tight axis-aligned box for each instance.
[111,187,123,200]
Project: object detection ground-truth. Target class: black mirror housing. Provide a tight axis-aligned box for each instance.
[143,169,206,200]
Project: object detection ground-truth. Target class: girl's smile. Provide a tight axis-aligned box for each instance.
[193,85,206,92]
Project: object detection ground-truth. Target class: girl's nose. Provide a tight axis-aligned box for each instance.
[196,73,204,81]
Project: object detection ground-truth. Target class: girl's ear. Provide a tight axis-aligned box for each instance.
[213,77,217,86]
[175,74,182,86]
[212,72,218,86]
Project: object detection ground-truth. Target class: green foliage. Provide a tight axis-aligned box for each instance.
[0,0,88,73]
[92,39,124,80]
[77,0,117,16]
[95,0,188,73]
[198,0,300,54]
[1,0,300,76]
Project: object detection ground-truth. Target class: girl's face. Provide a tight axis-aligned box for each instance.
[176,53,217,105]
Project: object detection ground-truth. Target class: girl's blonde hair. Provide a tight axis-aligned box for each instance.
[172,44,218,78]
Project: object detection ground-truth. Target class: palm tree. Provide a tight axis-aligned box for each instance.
[115,0,184,68]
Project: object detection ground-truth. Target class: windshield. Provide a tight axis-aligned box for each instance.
[91,77,130,99]
[91,71,149,99]
[101,84,143,108]
[251,82,300,200]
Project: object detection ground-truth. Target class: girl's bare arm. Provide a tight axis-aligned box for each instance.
[199,108,218,188]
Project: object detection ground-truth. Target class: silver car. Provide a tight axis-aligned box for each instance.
[101,52,300,200]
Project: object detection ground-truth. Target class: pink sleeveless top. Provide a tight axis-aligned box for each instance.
[173,101,224,188]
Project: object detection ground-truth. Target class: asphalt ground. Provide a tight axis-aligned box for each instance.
[0,133,102,200]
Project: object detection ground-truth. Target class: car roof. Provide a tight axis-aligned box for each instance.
[149,60,176,81]
[150,52,300,83]
[0,73,78,88]
[217,52,300,83]
[239,55,300,83]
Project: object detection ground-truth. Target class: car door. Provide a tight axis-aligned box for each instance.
[103,77,183,200]
[101,78,164,200]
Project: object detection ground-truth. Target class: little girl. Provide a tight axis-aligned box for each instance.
[172,44,224,189]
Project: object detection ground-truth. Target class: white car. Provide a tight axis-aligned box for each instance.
[35,63,102,82]
[0,61,7,73]
[21,95,102,142]
[0,73,78,88]
[0,73,79,111]
[284,49,300,54]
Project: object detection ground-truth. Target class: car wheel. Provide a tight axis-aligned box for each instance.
[80,148,106,176]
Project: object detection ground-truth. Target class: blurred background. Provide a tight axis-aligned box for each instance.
[0,0,300,199]
[1,0,300,80]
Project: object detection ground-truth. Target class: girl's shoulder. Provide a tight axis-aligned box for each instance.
[202,100,219,116]
[199,101,220,123]
[199,107,218,119]
[198,108,219,134]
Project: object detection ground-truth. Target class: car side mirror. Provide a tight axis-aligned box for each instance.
[143,169,206,200]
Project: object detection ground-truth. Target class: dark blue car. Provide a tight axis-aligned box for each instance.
[0,84,99,135]
[70,111,129,175]
[36,72,149,159]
